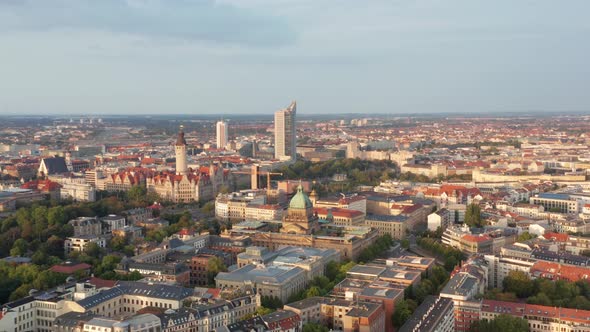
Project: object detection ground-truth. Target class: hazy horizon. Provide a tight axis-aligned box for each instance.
[1,0,589,115]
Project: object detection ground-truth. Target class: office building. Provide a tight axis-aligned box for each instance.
[274,101,297,161]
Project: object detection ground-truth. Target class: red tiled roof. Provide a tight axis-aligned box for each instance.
[482,299,590,324]
[50,262,91,274]
[248,204,282,210]
[462,234,492,243]
[313,207,363,218]
[87,277,117,289]
[339,195,366,204]
[543,232,569,242]
[531,261,590,282]
[178,228,194,236]
[206,288,221,299]
[525,303,590,324]
[401,204,422,214]
[21,179,61,192]
[148,203,162,210]
[481,299,524,317]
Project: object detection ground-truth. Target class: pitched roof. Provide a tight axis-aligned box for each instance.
[50,262,92,274]
[543,232,569,242]
[41,157,68,174]
[531,261,590,282]
[462,234,492,243]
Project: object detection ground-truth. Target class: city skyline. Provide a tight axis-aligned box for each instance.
[1,0,589,115]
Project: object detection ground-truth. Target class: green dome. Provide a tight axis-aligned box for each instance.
[289,185,313,209]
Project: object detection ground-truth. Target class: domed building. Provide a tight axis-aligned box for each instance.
[280,185,319,235]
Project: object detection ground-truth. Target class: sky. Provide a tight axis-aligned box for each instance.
[0,0,589,115]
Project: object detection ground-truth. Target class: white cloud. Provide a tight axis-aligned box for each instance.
[0,0,296,47]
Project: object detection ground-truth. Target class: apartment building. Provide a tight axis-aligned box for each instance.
[480,300,590,332]
[215,190,267,222]
[484,254,535,289]
[69,217,102,237]
[427,208,451,232]
[440,272,482,332]
[399,296,455,332]
[65,235,107,254]
[530,193,579,214]
[283,297,386,332]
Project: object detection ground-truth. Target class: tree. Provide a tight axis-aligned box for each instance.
[303,323,329,332]
[306,286,322,298]
[325,261,340,281]
[207,256,227,286]
[469,314,529,332]
[517,232,535,242]
[401,239,410,249]
[201,201,215,216]
[109,235,128,251]
[464,203,483,227]
[127,185,147,203]
[527,292,552,306]
[444,256,458,271]
[31,250,49,266]
[10,239,29,257]
[84,242,101,258]
[31,206,48,226]
[261,296,283,310]
[392,299,417,328]
[47,206,67,226]
[503,271,534,298]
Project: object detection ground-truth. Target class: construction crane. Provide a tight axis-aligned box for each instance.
[231,165,282,196]
[263,171,283,196]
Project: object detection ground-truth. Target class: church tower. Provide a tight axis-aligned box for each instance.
[175,125,188,175]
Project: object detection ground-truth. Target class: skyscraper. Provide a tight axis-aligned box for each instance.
[216,120,228,149]
[175,125,187,175]
[274,101,297,161]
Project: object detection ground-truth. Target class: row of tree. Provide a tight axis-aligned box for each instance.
[469,314,529,332]
[416,237,465,271]
[274,159,398,188]
[485,270,590,310]
[357,234,394,263]
[287,260,357,303]
[392,266,451,328]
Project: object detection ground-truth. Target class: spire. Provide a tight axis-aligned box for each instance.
[288,100,297,113]
[176,125,187,146]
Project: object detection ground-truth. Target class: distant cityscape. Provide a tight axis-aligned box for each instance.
[1,105,590,332]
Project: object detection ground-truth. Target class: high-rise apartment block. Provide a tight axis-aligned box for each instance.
[216,120,228,149]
